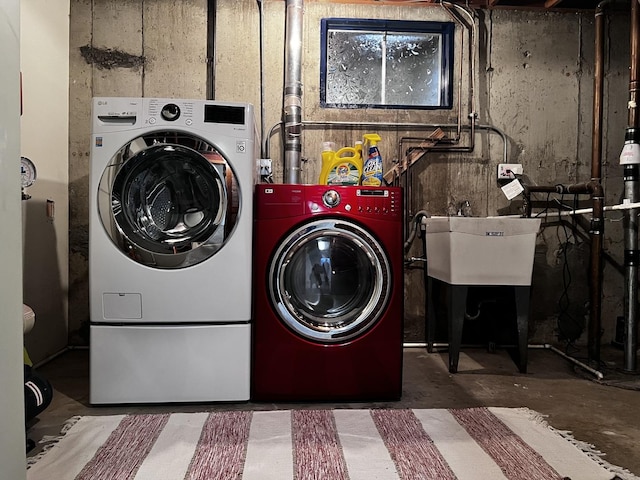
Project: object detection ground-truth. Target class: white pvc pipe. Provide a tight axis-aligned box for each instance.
[495,201,640,219]
[548,201,640,216]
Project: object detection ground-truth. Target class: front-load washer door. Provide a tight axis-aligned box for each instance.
[268,218,392,343]
[98,130,239,269]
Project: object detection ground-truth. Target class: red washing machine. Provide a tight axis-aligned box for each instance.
[252,184,404,402]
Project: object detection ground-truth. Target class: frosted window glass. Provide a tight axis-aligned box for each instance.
[326,31,383,105]
[385,33,442,106]
[321,19,454,110]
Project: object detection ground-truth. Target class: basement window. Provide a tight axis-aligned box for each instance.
[320,18,455,110]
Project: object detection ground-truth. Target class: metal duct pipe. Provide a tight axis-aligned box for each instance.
[282,0,303,184]
[622,0,640,372]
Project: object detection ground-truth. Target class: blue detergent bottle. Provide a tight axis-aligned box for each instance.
[361,134,383,186]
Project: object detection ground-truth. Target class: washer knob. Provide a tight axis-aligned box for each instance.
[322,189,340,208]
[161,103,181,121]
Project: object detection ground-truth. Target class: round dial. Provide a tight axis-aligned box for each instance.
[161,103,181,121]
[20,156,37,189]
[322,189,340,208]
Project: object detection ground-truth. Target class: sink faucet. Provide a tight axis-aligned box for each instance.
[458,200,472,217]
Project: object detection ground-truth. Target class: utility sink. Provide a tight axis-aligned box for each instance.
[423,216,541,286]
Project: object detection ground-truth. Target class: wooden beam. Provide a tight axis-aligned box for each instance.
[544,0,563,7]
[320,0,439,4]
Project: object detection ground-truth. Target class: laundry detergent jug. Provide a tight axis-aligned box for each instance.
[319,145,363,186]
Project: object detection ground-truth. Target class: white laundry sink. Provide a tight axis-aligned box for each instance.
[423,216,541,286]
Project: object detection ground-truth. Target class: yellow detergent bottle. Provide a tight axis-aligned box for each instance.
[319,144,363,186]
[361,134,383,186]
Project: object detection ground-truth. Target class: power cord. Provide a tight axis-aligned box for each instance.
[555,193,586,352]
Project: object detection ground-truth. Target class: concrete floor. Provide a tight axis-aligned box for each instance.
[26,345,640,476]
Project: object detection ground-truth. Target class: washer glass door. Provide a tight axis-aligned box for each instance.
[98,131,239,269]
[269,219,391,343]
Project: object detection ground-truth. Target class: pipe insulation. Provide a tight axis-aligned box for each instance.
[283,0,303,184]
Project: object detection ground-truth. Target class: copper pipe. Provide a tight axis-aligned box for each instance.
[592,2,607,181]
[579,0,610,364]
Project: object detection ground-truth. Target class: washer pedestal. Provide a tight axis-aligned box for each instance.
[90,324,250,404]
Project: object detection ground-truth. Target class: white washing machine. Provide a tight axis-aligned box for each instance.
[89,97,257,404]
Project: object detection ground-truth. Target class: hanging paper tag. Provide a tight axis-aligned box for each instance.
[501,179,524,200]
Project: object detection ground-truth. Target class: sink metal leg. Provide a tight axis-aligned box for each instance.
[448,285,468,373]
[514,286,531,373]
[427,277,436,353]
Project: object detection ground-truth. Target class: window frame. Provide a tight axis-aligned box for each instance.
[320,18,455,110]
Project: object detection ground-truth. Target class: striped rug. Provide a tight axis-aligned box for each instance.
[27,407,637,480]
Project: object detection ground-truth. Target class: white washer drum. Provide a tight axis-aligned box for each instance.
[98,132,238,269]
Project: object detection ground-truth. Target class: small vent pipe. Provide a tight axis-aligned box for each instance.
[283,0,303,184]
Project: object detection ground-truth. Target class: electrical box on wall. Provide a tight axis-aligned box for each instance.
[497,163,523,180]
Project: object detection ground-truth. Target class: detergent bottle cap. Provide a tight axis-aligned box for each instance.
[363,134,382,145]
[322,141,335,152]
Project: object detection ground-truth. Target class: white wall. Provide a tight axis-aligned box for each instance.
[0,1,28,478]
[21,0,70,363]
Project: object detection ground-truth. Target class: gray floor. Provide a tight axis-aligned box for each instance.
[27,345,640,476]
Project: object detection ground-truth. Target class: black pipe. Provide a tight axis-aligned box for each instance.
[206,0,216,100]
